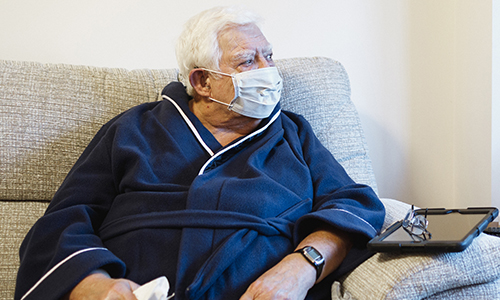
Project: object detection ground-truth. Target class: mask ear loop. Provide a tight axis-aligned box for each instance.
[208,97,235,110]
[200,68,239,108]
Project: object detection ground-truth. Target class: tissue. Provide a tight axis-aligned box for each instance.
[133,276,174,300]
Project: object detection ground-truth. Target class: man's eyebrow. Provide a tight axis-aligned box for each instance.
[232,51,255,62]
[231,45,274,62]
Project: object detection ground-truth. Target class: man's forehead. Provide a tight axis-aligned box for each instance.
[219,25,272,57]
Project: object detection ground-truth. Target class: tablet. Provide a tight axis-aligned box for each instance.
[367,207,498,253]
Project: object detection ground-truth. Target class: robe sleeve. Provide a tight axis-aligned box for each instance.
[291,114,385,245]
[15,119,127,300]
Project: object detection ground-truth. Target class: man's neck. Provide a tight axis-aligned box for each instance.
[189,97,262,147]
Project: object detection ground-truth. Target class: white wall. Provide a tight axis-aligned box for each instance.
[453,1,492,209]
[493,0,500,211]
[0,0,495,209]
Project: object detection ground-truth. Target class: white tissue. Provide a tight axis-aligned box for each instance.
[133,276,173,300]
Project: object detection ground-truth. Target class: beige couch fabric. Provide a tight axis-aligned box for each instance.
[1,61,178,201]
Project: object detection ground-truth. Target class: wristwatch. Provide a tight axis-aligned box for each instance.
[294,246,325,280]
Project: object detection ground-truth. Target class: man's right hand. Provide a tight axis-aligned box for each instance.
[63,269,140,300]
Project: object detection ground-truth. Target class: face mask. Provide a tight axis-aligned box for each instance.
[201,67,283,119]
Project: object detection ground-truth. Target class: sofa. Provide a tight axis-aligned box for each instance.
[1,57,499,299]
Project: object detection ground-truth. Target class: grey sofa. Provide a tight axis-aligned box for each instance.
[1,57,499,299]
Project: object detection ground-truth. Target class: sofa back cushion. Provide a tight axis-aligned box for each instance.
[0,61,178,200]
[0,57,377,202]
[276,57,377,193]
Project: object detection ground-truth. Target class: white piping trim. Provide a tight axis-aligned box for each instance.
[331,208,378,235]
[198,109,281,175]
[162,95,215,156]
[21,247,108,300]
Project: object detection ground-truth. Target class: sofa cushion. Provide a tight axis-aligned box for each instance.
[424,278,500,300]
[0,60,178,201]
[276,57,378,193]
[0,58,378,202]
[0,200,49,299]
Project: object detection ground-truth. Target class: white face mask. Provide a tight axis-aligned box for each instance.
[201,67,283,119]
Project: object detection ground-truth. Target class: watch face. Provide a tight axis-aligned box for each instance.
[304,247,324,265]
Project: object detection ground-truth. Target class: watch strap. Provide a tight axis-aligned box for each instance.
[294,246,324,280]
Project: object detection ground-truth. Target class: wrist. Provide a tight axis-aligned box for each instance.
[288,252,317,287]
[65,269,111,300]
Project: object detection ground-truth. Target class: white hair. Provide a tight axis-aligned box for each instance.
[176,6,262,96]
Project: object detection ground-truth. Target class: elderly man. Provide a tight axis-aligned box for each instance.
[15,6,384,300]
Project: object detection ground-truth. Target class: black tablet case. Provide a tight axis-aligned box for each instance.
[367,207,498,253]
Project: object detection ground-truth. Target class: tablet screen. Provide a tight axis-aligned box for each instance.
[382,212,486,242]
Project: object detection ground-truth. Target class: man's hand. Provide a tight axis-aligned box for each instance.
[64,269,140,300]
[240,227,352,300]
[239,252,316,300]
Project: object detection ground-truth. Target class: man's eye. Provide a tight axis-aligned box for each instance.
[239,60,253,67]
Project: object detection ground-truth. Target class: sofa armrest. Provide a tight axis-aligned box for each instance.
[336,198,500,299]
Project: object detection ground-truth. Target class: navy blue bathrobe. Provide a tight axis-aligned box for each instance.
[15,82,385,300]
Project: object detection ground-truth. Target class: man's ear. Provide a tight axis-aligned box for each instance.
[189,69,211,97]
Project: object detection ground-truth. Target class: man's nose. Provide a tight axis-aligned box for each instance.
[258,61,270,68]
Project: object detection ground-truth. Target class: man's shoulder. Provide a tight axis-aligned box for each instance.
[161,81,190,100]
[280,110,314,133]
[110,101,164,125]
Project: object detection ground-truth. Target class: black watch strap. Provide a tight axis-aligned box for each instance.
[294,246,325,280]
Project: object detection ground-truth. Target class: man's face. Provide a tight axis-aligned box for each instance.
[207,24,275,105]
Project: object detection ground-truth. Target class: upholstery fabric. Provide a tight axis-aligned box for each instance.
[424,278,500,300]
[275,58,378,193]
[0,61,178,201]
[0,201,48,300]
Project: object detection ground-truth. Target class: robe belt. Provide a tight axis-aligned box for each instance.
[99,210,295,242]
[99,199,312,300]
